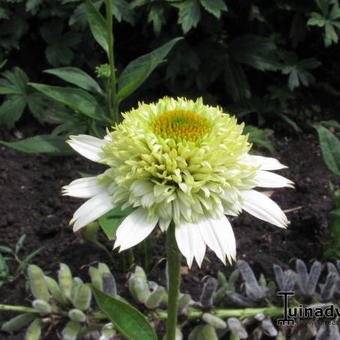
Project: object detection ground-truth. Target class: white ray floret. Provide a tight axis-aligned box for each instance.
[254,170,294,189]
[198,216,236,265]
[240,190,288,228]
[250,155,287,171]
[175,221,206,268]
[71,192,114,232]
[62,177,106,198]
[114,208,158,251]
[67,135,106,162]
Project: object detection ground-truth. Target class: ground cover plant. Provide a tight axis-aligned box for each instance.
[0,0,340,339]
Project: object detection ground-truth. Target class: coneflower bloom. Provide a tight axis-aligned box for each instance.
[63,97,293,267]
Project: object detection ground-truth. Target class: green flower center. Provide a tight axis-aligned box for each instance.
[152,110,211,142]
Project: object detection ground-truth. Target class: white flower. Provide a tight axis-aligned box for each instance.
[63,97,293,267]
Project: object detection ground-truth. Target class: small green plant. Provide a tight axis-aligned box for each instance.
[2,259,340,339]
[0,234,43,286]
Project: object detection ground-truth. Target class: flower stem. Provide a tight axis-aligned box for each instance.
[105,0,119,123]
[165,223,181,340]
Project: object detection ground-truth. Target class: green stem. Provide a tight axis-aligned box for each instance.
[105,0,119,123]
[0,304,38,313]
[156,306,284,321]
[165,223,181,340]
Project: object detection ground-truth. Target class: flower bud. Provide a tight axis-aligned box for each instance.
[89,266,103,290]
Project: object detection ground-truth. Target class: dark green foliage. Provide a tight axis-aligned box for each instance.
[0,0,339,134]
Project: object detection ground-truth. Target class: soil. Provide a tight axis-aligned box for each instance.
[0,121,339,340]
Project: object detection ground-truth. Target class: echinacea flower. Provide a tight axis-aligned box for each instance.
[63,97,293,267]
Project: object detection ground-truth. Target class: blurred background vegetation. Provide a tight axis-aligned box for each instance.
[0,0,339,134]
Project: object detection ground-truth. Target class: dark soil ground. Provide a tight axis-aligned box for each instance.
[0,122,339,340]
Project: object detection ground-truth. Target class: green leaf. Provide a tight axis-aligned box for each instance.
[15,234,26,254]
[85,0,109,53]
[0,246,14,254]
[148,4,166,35]
[45,67,102,93]
[81,223,113,260]
[26,0,43,14]
[0,95,26,129]
[178,0,201,33]
[117,37,182,103]
[30,83,106,121]
[112,0,135,24]
[244,125,275,153]
[314,125,340,176]
[0,135,74,155]
[92,286,158,340]
[98,206,134,240]
[200,0,227,18]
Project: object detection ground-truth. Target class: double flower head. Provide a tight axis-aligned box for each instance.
[63,97,293,267]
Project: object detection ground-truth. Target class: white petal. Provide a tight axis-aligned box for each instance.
[254,170,294,189]
[250,155,287,170]
[241,190,288,228]
[198,216,236,264]
[114,208,158,251]
[62,177,106,198]
[71,193,114,231]
[68,135,106,162]
[175,222,206,267]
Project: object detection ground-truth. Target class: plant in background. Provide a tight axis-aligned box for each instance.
[0,234,43,287]
[1,0,181,156]
[308,0,340,47]
[314,121,340,259]
[62,96,293,340]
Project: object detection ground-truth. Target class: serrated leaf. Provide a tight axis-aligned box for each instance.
[148,4,165,35]
[98,206,134,240]
[117,37,182,103]
[178,0,201,33]
[45,67,102,93]
[85,0,108,53]
[315,125,340,176]
[200,0,227,18]
[1,135,73,155]
[112,0,135,24]
[30,83,106,121]
[92,286,158,340]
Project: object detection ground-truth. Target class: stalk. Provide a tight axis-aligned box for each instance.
[105,0,119,122]
[165,223,181,340]
[156,306,284,321]
[0,304,38,313]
